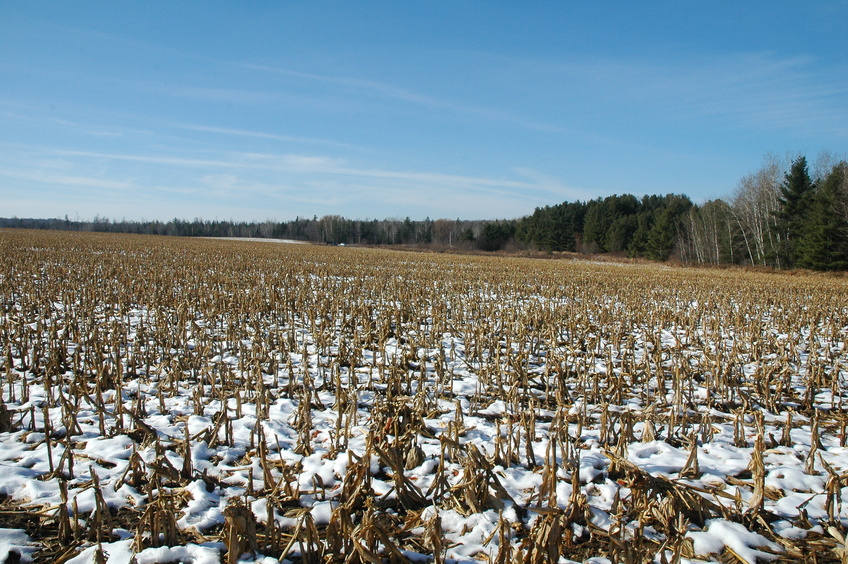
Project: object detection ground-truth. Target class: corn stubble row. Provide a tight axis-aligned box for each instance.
[1,229,847,563]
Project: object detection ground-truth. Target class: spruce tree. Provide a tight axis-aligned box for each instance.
[796,163,848,271]
[775,156,815,268]
[628,212,653,257]
[645,195,693,261]
[646,209,676,260]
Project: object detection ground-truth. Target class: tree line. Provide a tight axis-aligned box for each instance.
[2,154,846,270]
[0,214,490,249]
[678,155,848,271]
[515,154,848,271]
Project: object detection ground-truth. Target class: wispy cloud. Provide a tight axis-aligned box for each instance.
[235,62,564,132]
[131,81,281,105]
[520,51,848,136]
[511,167,594,201]
[0,166,134,191]
[0,102,158,139]
[237,63,455,106]
[230,50,847,138]
[50,148,560,197]
[54,149,236,169]
[0,143,582,219]
[175,123,369,151]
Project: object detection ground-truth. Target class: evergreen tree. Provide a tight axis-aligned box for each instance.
[776,156,815,267]
[646,210,675,261]
[515,201,587,252]
[607,215,638,253]
[581,194,639,252]
[582,199,610,252]
[645,195,692,261]
[628,212,653,257]
[477,220,516,251]
[796,162,848,271]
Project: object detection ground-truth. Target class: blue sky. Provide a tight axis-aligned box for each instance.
[2,2,847,222]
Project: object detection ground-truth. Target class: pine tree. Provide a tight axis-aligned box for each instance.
[583,199,611,252]
[645,209,676,261]
[628,212,653,257]
[645,195,692,261]
[796,162,848,271]
[775,156,815,268]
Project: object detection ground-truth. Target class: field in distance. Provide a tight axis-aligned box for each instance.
[1,229,847,564]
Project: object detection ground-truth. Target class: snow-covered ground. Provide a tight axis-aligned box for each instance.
[1,231,847,563]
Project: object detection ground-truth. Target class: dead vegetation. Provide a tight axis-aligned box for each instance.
[0,229,847,563]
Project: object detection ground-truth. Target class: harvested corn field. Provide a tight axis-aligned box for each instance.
[1,229,847,564]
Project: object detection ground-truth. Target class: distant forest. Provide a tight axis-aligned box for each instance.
[3,155,847,271]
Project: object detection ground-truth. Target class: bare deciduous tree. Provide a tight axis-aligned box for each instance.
[730,155,783,267]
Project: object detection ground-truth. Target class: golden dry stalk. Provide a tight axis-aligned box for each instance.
[1,229,847,563]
